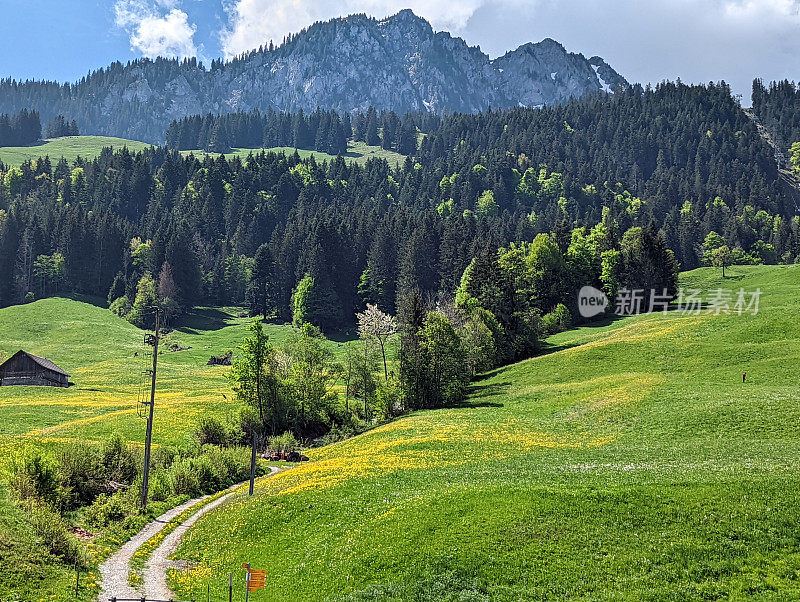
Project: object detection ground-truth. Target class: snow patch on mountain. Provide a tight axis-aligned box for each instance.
[592,64,612,94]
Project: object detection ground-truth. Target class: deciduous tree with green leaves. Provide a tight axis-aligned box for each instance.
[711,245,733,277]
[790,141,800,178]
[284,324,339,432]
[228,319,286,435]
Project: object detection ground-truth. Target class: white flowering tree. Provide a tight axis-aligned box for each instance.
[356,304,397,381]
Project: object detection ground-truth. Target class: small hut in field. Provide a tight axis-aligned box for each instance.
[0,350,70,387]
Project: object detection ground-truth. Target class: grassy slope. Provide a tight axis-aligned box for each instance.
[182,140,407,166]
[0,301,269,453]
[0,136,405,168]
[0,136,152,166]
[0,300,355,453]
[0,483,81,601]
[171,265,800,600]
[0,299,350,600]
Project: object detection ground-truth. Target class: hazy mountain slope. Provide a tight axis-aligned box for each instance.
[494,38,627,108]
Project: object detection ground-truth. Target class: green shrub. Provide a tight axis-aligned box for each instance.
[169,458,200,497]
[57,443,104,509]
[196,416,228,446]
[202,446,235,485]
[9,452,60,506]
[152,445,177,469]
[178,432,202,457]
[24,500,84,566]
[85,492,128,527]
[268,432,299,453]
[102,432,138,484]
[216,446,255,484]
[192,456,221,494]
[167,446,256,496]
[376,380,402,419]
[541,303,572,336]
[149,469,173,502]
[109,295,132,317]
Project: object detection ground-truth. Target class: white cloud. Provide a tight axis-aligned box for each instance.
[115,0,198,59]
[219,0,488,58]
[723,0,800,19]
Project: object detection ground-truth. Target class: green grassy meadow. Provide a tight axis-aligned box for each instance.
[0,299,350,600]
[0,136,153,166]
[0,136,406,168]
[165,265,800,600]
[182,140,407,166]
[2,266,799,599]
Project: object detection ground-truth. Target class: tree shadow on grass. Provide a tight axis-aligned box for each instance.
[174,307,237,334]
[450,399,506,408]
[462,380,511,407]
[14,140,49,148]
[324,328,359,344]
[61,293,108,308]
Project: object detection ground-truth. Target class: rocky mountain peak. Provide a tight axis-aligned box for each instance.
[0,11,628,142]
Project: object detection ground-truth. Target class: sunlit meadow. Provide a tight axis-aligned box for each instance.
[171,266,800,600]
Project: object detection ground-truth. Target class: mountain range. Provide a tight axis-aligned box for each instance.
[0,10,627,144]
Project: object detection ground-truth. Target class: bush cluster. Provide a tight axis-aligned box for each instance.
[9,434,139,513]
[9,432,262,564]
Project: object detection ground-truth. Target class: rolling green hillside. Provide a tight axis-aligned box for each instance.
[0,299,351,600]
[2,267,799,599]
[168,265,800,600]
[0,137,404,168]
[0,136,153,166]
[0,300,355,454]
[182,140,407,166]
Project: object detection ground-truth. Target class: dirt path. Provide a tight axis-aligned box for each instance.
[143,487,240,599]
[97,467,280,601]
[98,494,210,601]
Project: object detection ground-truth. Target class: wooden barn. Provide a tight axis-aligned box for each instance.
[0,350,70,387]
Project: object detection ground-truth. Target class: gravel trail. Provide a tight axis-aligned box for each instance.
[97,466,280,601]
[98,494,210,600]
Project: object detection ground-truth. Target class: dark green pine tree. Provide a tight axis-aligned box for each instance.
[362,223,398,313]
[397,221,439,304]
[247,243,276,319]
[165,225,201,307]
[365,107,380,146]
[107,272,126,305]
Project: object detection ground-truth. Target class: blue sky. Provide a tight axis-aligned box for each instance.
[0,0,798,99]
[0,0,227,82]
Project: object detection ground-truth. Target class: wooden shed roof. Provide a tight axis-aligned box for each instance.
[1,350,70,377]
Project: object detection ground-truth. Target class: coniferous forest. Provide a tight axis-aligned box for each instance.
[752,79,800,154]
[1,81,798,352]
[165,106,425,155]
[0,109,41,147]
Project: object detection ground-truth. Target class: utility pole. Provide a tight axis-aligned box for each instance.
[249,430,257,496]
[141,307,160,512]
